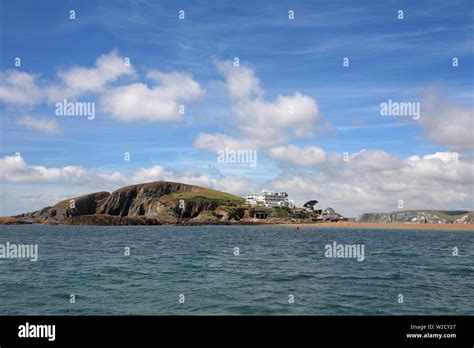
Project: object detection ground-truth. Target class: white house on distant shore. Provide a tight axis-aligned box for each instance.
[320,207,340,221]
[245,190,293,208]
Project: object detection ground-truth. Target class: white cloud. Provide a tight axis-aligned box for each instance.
[0,70,43,106]
[47,50,135,102]
[0,156,213,188]
[0,156,80,183]
[100,71,204,122]
[129,165,172,183]
[418,92,474,151]
[215,175,252,196]
[215,59,263,100]
[193,133,260,152]
[0,155,126,185]
[1,52,205,128]
[266,150,473,216]
[417,151,459,163]
[234,92,320,139]
[127,165,251,195]
[195,60,320,151]
[17,115,62,135]
[0,156,250,212]
[405,152,470,183]
[0,50,135,108]
[348,149,403,170]
[146,71,205,101]
[267,145,326,167]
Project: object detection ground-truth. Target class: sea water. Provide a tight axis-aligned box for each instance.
[0,224,472,315]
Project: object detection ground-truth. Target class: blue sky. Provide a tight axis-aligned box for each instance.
[0,0,473,216]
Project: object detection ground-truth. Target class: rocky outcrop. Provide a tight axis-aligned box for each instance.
[63,215,162,226]
[176,199,219,218]
[453,214,474,224]
[25,191,110,219]
[97,182,203,217]
[189,210,218,224]
[7,181,251,225]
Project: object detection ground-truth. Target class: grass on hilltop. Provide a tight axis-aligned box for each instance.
[161,189,245,205]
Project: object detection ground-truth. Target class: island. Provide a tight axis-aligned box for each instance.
[0,181,473,230]
[0,181,324,225]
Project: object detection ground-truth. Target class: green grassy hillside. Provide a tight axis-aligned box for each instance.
[161,189,245,205]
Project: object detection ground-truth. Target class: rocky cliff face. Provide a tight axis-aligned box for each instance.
[11,181,252,225]
[176,199,219,218]
[26,191,110,219]
[96,181,208,218]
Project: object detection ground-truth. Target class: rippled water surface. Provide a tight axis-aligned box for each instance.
[0,225,472,315]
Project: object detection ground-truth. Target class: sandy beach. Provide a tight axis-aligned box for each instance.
[275,221,474,231]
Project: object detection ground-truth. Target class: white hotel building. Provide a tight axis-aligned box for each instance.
[245,191,293,208]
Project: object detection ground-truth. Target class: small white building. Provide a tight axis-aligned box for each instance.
[323,208,335,215]
[245,190,291,208]
[321,207,339,221]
